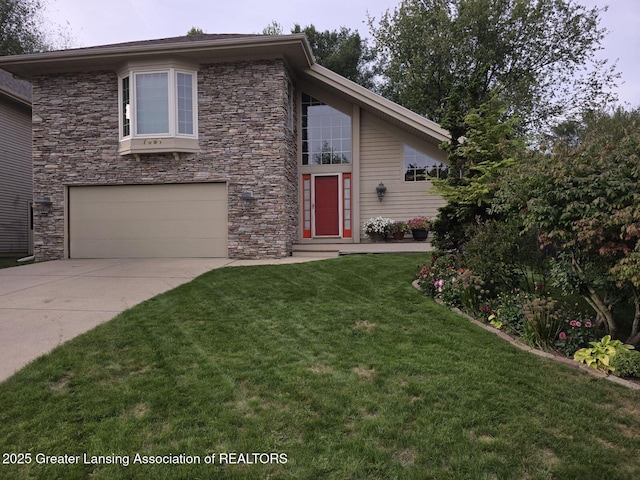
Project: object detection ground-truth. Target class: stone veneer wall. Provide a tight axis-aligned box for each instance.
[31,59,298,260]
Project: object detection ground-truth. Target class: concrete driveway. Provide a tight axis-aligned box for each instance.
[0,257,327,382]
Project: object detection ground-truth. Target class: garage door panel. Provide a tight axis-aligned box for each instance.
[69,184,228,258]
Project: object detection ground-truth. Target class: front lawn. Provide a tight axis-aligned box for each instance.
[1,254,639,479]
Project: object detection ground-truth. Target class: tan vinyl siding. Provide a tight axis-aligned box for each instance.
[359,112,447,231]
[0,98,32,254]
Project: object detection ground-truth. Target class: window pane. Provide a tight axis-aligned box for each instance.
[136,73,169,134]
[121,76,130,137]
[177,72,193,135]
[301,93,351,165]
[403,145,448,181]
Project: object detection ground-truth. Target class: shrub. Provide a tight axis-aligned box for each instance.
[430,202,488,252]
[574,335,635,373]
[480,291,531,335]
[463,219,548,293]
[610,348,640,378]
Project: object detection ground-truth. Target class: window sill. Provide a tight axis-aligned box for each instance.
[118,137,200,159]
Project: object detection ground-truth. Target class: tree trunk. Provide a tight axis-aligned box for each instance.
[584,284,617,339]
[625,288,640,346]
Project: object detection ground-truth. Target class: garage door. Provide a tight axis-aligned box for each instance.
[69,183,227,258]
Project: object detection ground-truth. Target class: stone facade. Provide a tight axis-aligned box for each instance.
[31,59,298,260]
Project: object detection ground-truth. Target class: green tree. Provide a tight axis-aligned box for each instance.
[430,94,524,250]
[1,0,48,54]
[187,27,205,36]
[292,24,374,88]
[369,0,617,141]
[261,21,283,36]
[494,109,640,344]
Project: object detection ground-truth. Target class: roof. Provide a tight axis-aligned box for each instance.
[0,34,315,76]
[0,69,31,106]
[301,64,450,144]
[0,34,448,142]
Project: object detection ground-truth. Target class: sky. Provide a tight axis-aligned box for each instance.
[43,0,640,107]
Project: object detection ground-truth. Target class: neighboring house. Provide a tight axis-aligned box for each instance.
[0,68,32,255]
[0,34,448,260]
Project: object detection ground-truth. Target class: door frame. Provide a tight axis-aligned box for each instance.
[302,172,352,240]
[312,173,342,238]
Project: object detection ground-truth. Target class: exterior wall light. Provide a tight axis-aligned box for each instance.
[240,191,256,204]
[376,182,387,201]
[34,197,53,214]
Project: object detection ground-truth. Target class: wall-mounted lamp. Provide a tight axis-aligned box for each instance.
[240,191,256,205]
[34,197,53,214]
[376,182,387,202]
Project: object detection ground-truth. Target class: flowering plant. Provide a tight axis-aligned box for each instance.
[554,310,599,357]
[363,217,394,236]
[407,216,430,230]
[416,253,466,306]
[388,221,411,234]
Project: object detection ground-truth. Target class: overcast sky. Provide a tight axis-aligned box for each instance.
[44,0,639,107]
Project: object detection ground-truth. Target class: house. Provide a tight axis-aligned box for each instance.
[0,68,32,256]
[0,34,448,260]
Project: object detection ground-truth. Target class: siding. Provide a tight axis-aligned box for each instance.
[0,98,32,254]
[359,112,446,231]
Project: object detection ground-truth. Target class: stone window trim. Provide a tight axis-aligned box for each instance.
[117,61,199,159]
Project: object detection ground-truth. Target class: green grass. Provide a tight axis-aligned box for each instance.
[0,257,32,269]
[1,254,639,479]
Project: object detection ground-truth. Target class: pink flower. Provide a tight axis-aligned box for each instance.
[575,321,582,327]
[570,320,577,327]
[559,332,567,340]
[585,321,592,328]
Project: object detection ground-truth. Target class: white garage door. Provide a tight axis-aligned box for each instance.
[69,183,227,258]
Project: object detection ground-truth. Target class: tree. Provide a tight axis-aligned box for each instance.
[292,24,374,88]
[262,21,283,36]
[1,0,48,54]
[430,94,524,250]
[187,27,205,36]
[369,0,618,141]
[493,109,640,344]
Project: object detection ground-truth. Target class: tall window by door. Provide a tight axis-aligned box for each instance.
[301,93,351,165]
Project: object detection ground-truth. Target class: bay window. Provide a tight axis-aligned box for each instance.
[118,63,198,157]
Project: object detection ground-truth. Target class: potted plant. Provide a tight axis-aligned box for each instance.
[388,221,411,241]
[363,217,394,242]
[407,216,430,241]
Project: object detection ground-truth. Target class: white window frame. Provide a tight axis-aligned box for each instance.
[118,62,199,157]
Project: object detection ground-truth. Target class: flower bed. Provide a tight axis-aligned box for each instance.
[416,252,639,383]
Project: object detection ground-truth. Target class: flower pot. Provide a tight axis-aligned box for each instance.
[411,228,428,241]
[393,232,405,241]
[368,232,386,242]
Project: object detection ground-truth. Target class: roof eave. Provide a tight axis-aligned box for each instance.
[0,34,315,77]
[0,87,32,107]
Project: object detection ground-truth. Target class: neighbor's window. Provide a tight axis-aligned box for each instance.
[403,145,448,181]
[119,68,197,139]
[301,93,351,165]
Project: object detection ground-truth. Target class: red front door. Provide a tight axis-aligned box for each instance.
[314,175,339,236]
